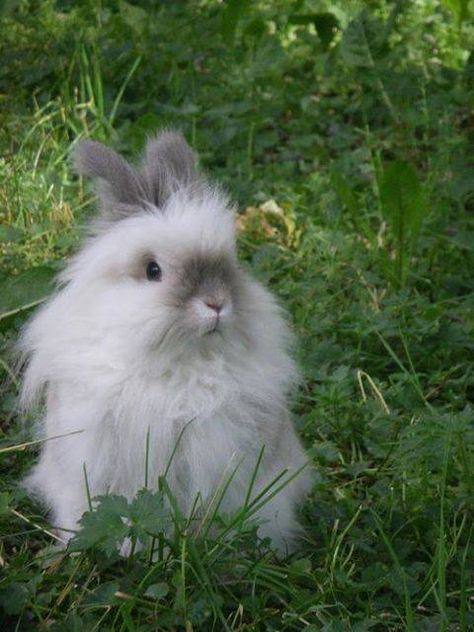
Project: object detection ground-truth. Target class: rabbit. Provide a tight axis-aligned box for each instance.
[19,131,312,554]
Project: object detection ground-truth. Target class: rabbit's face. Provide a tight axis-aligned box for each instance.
[64,194,246,358]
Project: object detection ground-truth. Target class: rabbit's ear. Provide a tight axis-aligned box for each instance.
[73,139,148,220]
[142,131,197,207]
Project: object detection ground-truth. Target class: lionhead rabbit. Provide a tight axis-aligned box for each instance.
[20,131,312,553]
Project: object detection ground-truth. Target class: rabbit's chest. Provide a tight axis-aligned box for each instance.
[109,365,256,501]
[129,359,238,420]
[114,359,246,449]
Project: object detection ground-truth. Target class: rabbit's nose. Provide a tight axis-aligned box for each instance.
[205,302,222,314]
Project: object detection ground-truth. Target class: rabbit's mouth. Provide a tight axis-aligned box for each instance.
[190,296,231,336]
[207,318,221,335]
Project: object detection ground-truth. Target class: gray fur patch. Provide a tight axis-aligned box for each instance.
[142,131,197,207]
[175,254,241,307]
[73,140,147,216]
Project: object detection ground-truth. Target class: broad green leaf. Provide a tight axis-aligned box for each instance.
[289,557,312,574]
[331,170,358,215]
[380,162,426,244]
[380,161,427,286]
[0,491,10,515]
[85,581,121,606]
[129,488,169,540]
[0,225,23,243]
[340,10,387,68]
[221,0,251,45]
[70,495,130,556]
[119,0,148,35]
[0,582,29,615]
[449,167,474,202]
[0,266,55,322]
[310,440,340,465]
[441,0,470,24]
[144,582,169,600]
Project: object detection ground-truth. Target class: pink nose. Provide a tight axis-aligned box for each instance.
[205,302,222,314]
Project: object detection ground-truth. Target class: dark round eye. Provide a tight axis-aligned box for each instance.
[146,261,162,281]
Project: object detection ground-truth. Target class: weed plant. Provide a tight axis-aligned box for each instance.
[0,1,473,630]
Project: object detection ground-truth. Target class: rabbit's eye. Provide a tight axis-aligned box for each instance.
[146,261,162,281]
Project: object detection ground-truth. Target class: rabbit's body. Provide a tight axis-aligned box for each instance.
[20,133,311,551]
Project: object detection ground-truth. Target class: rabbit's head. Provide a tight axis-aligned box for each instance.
[64,132,254,365]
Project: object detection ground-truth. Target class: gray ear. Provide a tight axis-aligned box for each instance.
[141,131,197,207]
[73,139,148,220]
[73,132,198,221]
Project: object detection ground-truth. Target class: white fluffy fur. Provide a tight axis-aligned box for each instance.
[20,141,311,553]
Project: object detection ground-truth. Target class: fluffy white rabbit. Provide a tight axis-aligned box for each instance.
[19,131,312,553]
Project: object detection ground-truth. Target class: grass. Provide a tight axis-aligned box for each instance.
[1,0,474,629]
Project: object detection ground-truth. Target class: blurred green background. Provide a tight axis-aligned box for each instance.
[1,1,473,630]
